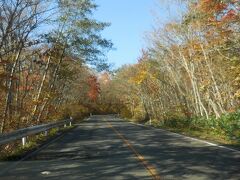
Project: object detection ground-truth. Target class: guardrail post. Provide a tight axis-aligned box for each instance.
[69,117,72,126]
[22,137,26,147]
[44,131,48,136]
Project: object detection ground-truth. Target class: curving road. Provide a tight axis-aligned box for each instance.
[0,115,239,179]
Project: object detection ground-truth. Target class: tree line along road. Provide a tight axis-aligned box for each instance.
[0,115,239,180]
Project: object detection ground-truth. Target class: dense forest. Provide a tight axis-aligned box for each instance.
[0,0,112,134]
[0,0,239,146]
[96,0,240,144]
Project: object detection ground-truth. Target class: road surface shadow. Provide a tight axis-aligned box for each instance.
[0,116,239,180]
[108,117,240,180]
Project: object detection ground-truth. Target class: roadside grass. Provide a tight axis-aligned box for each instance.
[154,124,239,147]
[145,111,240,149]
[0,126,74,161]
[122,110,240,149]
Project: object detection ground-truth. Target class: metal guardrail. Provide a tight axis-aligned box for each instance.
[0,117,73,146]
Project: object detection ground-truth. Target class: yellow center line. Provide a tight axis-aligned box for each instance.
[105,119,161,180]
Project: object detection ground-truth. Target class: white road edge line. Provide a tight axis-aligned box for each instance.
[125,120,240,154]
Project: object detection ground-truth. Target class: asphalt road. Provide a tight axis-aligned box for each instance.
[0,115,239,180]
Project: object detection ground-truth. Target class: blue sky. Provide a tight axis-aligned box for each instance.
[94,0,184,69]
